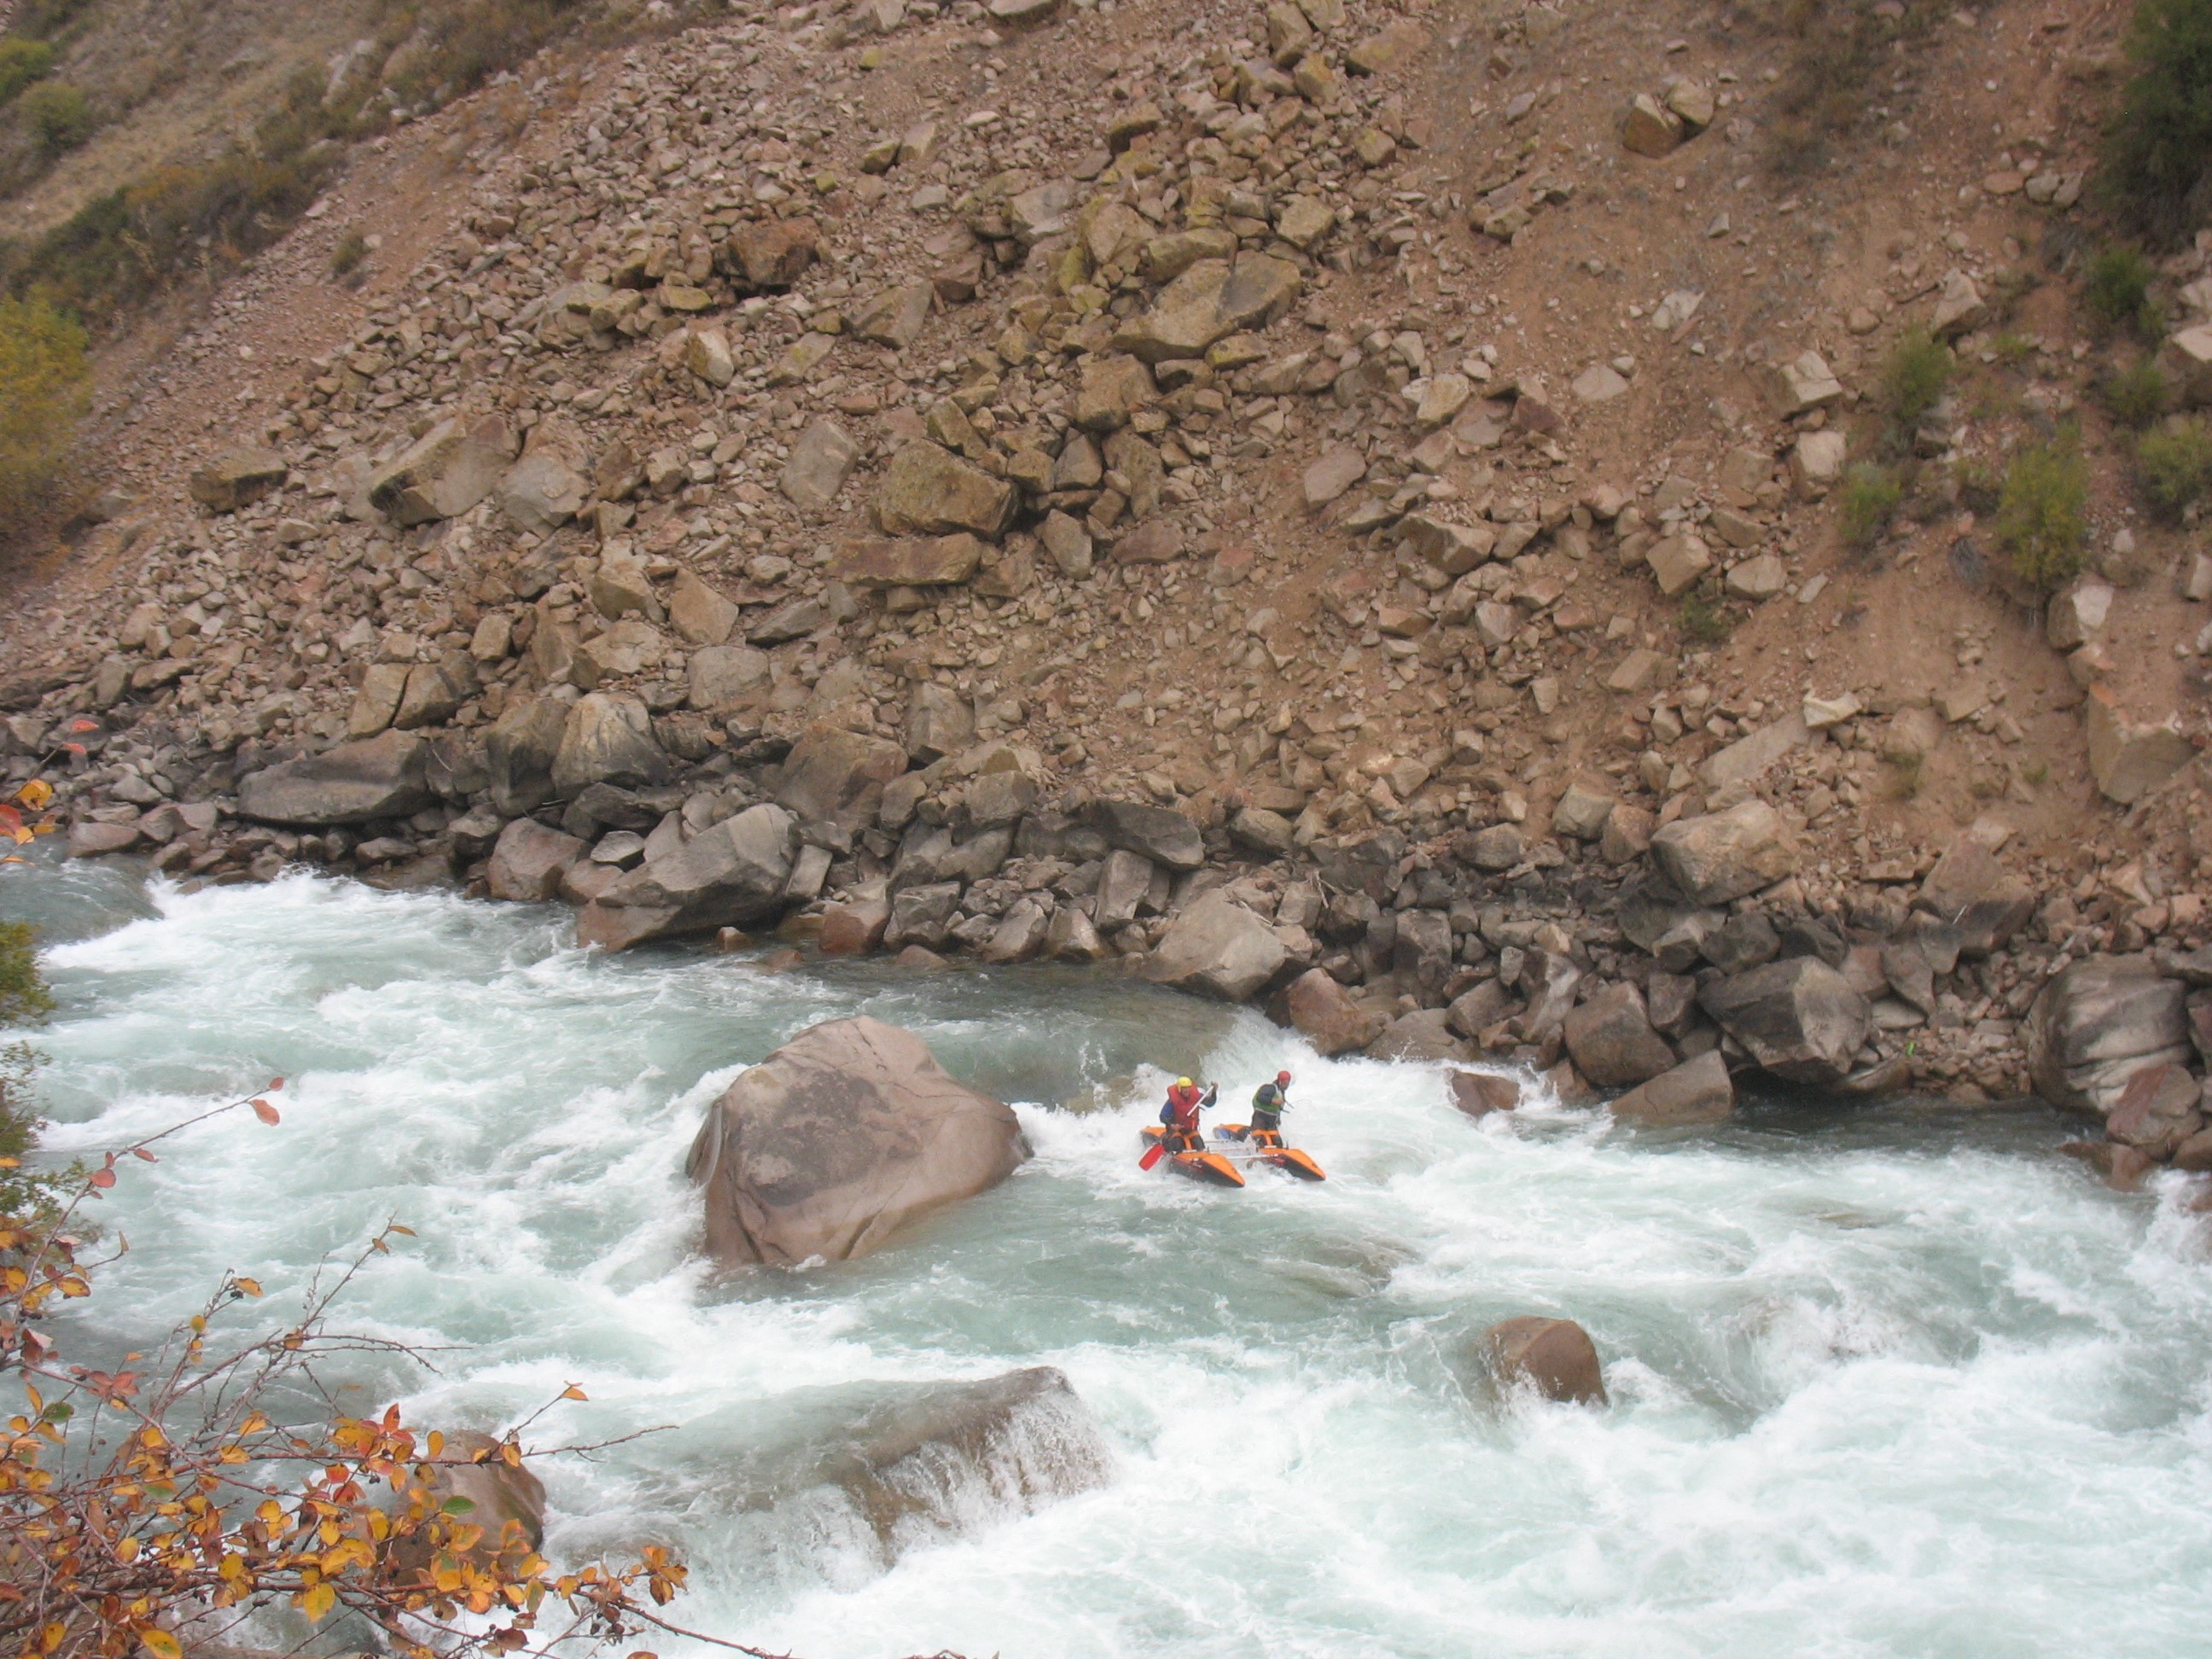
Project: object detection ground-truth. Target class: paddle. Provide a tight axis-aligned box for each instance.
[1138,1084,1215,1170]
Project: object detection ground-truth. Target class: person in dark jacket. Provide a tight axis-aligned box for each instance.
[1249,1070,1292,1138]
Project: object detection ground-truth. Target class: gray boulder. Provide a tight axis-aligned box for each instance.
[236,730,433,825]
[2028,956,2192,1114]
[777,723,909,834]
[369,415,517,526]
[1284,966,1386,1055]
[1609,1051,1734,1124]
[485,694,570,816]
[1917,835,2035,958]
[551,693,672,799]
[1144,892,1288,1002]
[1563,982,1677,1088]
[1697,958,1871,1086]
[1090,799,1205,870]
[576,804,799,950]
[1650,800,1796,905]
[683,1016,1030,1264]
[904,682,975,765]
[486,819,588,902]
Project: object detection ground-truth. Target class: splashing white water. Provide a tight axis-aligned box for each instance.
[9,862,2212,1657]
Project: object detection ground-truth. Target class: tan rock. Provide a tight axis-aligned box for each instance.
[877,443,1016,538]
[2085,684,2195,804]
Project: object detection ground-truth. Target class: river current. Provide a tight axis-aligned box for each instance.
[7,856,2212,1657]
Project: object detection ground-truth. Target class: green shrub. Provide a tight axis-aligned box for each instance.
[2104,356,2172,428]
[2084,242,2162,337]
[0,39,57,106]
[19,79,95,152]
[1679,585,1732,644]
[1839,463,1903,547]
[330,229,370,279]
[2103,0,2212,248]
[0,294,89,523]
[1881,329,1953,439]
[1994,435,2090,591]
[2135,416,2212,519]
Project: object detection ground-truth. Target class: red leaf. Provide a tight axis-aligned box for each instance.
[131,1149,157,1162]
[62,743,85,758]
[0,806,20,838]
[268,1078,285,1091]
[250,1099,280,1126]
[67,719,97,733]
[88,1169,115,1190]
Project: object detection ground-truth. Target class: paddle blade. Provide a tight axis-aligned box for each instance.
[1138,1141,1167,1171]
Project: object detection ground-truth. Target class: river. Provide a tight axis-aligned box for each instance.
[6,856,2212,1657]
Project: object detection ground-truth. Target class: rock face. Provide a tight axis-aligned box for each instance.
[1481,1317,1607,1406]
[236,731,433,825]
[1144,892,1287,1002]
[1563,981,1676,1088]
[1697,958,1871,1086]
[684,1016,1030,1265]
[1650,800,1796,905]
[1609,1051,1734,1124]
[2029,957,2191,1113]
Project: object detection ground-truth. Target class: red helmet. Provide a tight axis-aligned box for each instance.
[1276,1071,1292,1086]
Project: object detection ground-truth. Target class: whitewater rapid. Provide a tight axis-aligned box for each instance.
[9,858,2212,1657]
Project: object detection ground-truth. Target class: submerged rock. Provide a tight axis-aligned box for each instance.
[684,1016,1030,1265]
[1481,1316,1607,1406]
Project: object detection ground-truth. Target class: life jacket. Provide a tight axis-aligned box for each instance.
[1162,1084,1203,1130]
[1252,1082,1284,1114]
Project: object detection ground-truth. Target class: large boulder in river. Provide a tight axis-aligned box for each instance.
[551,692,671,799]
[1481,1317,1606,1406]
[1144,892,1287,1002]
[1284,966,1386,1055]
[683,1016,1031,1264]
[1563,982,1677,1088]
[1650,800,1796,905]
[2028,955,2192,1114]
[236,730,433,825]
[776,723,909,834]
[1608,1050,1734,1124]
[578,803,799,950]
[1089,799,1205,870]
[1697,957,1870,1086]
[486,818,587,902]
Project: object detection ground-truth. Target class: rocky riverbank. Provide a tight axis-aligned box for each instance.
[6,0,2212,1188]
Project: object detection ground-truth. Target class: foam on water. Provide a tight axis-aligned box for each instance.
[8,862,2212,1656]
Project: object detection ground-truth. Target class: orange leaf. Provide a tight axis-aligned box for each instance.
[250,1099,280,1126]
[0,806,21,838]
[560,1385,588,1402]
[268,1077,285,1091]
[88,1168,116,1190]
[131,1148,157,1161]
[235,1278,263,1298]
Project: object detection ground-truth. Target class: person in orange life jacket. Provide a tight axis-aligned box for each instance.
[1159,1077,1214,1150]
[1249,1070,1292,1140]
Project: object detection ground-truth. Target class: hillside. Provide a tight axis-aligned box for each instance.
[2,0,2210,1115]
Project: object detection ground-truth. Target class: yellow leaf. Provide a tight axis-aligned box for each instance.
[15,780,53,809]
[139,1631,182,1659]
[300,1582,336,1622]
[235,1278,263,1297]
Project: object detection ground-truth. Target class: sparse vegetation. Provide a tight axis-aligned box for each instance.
[1994,434,2091,591]
[1880,328,1953,445]
[1990,331,2037,370]
[2103,0,2212,249]
[331,227,370,280]
[2084,242,2164,340]
[1759,0,1937,177]
[0,39,57,107]
[2104,357,2172,428]
[18,79,96,153]
[2135,416,2212,520]
[1839,463,1904,547]
[0,294,90,526]
[1679,585,1732,645]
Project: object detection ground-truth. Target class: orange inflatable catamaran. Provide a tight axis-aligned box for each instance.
[1138,1122,1326,1187]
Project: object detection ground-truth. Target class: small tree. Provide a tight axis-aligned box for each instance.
[1880,329,1952,445]
[1994,435,2090,591]
[0,297,89,526]
[2103,0,2212,248]
[0,40,57,107]
[18,80,96,153]
[2135,416,2212,520]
